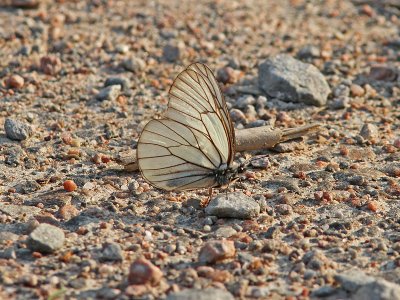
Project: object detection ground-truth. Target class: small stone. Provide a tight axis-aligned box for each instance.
[258,54,331,106]
[216,67,236,84]
[297,45,321,59]
[122,57,146,73]
[229,109,246,123]
[104,77,130,92]
[96,85,121,101]
[27,224,65,254]
[250,156,270,169]
[330,96,350,109]
[59,205,79,220]
[40,55,62,75]
[167,288,234,300]
[360,124,379,140]
[350,84,365,97]
[4,118,33,141]
[214,226,237,238]
[198,239,236,264]
[162,44,180,62]
[7,74,25,89]
[128,257,163,285]
[275,204,293,216]
[235,95,256,109]
[368,66,398,82]
[63,180,77,192]
[205,192,260,219]
[100,242,124,262]
[116,44,129,54]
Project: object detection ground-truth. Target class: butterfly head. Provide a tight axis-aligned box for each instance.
[214,163,239,187]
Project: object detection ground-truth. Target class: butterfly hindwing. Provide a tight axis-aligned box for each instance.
[137,63,235,191]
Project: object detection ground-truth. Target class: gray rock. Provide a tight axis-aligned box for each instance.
[258,54,331,106]
[354,280,400,300]
[0,203,41,218]
[104,77,130,92]
[14,180,41,194]
[311,286,337,297]
[205,192,260,219]
[235,95,256,109]
[335,270,400,300]
[360,123,379,140]
[335,270,376,292]
[262,177,300,192]
[27,224,65,254]
[100,242,124,262]
[163,44,180,62]
[167,288,234,300]
[4,118,33,141]
[122,56,146,73]
[96,85,121,101]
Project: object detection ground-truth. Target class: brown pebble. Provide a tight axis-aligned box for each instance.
[59,205,79,220]
[367,201,378,212]
[350,84,364,97]
[7,74,25,89]
[128,257,163,285]
[63,180,77,192]
[40,55,62,75]
[198,239,235,264]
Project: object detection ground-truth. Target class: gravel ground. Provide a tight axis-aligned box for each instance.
[1,0,400,299]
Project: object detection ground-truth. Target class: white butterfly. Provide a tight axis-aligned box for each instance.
[137,63,238,191]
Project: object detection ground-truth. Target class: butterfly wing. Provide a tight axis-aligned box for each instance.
[137,63,235,191]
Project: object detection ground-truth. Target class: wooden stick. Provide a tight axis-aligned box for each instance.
[117,123,320,172]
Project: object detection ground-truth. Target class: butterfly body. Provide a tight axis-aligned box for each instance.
[137,63,236,191]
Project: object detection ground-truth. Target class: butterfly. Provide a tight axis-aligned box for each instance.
[137,63,239,191]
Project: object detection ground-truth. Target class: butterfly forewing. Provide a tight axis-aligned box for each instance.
[137,63,235,191]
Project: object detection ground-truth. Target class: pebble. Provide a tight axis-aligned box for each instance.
[27,224,65,254]
[7,74,25,89]
[235,95,256,109]
[96,85,121,101]
[214,226,237,238]
[163,44,180,62]
[360,123,379,140]
[297,45,321,59]
[258,54,331,106]
[205,192,260,219]
[216,66,236,84]
[368,66,397,82]
[122,56,146,73]
[230,109,247,123]
[4,118,33,141]
[128,257,163,285]
[40,55,62,75]
[198,239,235,264]
[100,242,124,262]
[167,288,234,300]
[350,84,365,97]
[104,77,130,92]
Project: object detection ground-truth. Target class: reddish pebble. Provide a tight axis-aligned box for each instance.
[361,4,374,17]
[59,205,79,220]
[128,257,163,285]
[63,180,77,192]
[198,239,235,264]
[7,74,24,89]
[101,155,111,163]
[367,201,378,212]
[393,139,400,149]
